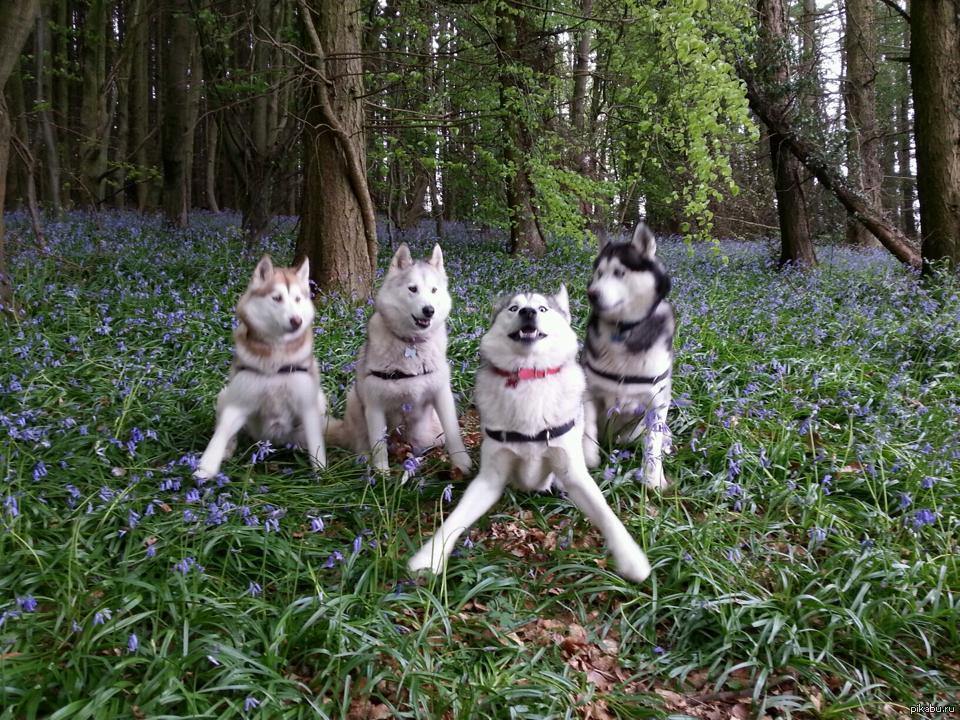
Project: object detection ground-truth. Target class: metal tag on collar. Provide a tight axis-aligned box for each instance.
[404,345,417,358]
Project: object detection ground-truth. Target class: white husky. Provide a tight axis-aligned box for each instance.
[195,255,327,479]
[408,287,651,583]
[326,244,472,475]
[582,224,675,489]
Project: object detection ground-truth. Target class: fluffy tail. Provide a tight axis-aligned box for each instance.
[325,416,350,448]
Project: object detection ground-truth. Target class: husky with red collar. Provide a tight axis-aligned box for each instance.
[583,223,675,489]
[325,244,472,475]
[195,255,328,479]
[408,286,651,582]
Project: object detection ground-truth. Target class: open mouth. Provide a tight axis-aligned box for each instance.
[509,326,547,343]
[412,315,432,329]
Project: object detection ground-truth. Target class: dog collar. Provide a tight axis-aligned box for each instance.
[485,418,576,444]
[491,365,565,388]
[607,301,661,342]
[369,369,432,380]
[585,361,671,386]
[235,364,309,375]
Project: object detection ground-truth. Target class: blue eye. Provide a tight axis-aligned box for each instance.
[509,305,518,312]
[539,306,547,312]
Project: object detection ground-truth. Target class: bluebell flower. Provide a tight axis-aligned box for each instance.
[352,536,362,554]
[128,632,139,653]
[808,527,827,545]
[921,476,937,490]
[0,610,22,628]
[323,550,343,568]
[93,608,112,625]
[442,484,453,503]
[17,595,38,612]
[898,492,912,509]
[3,495,18,518]
[243,696,260,713]
[403,456,422,475]
[146,545,157,558]
[726,547,743,563]
[310,516,325,533]
[32,461,47,482]
[653,645,665,655]
[910,509,937,530]
[247,581,263,597]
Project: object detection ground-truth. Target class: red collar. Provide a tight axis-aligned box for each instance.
[491,364,565,388]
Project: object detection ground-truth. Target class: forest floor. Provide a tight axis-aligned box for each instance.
[0,211,958,719]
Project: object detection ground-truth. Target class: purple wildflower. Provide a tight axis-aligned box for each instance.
[442,484,453,504]
[32,461,47,481]
[243,696,260,713]
[910,509,937,529]
[93,608,112,625]
[128,632,139,653]
[247,581,263,597]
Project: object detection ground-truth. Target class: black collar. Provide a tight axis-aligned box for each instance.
[485,418,576,444]
[585,361,671,386]
[236,364,309,375]
[604,300,661,341]
[369,368,432,380]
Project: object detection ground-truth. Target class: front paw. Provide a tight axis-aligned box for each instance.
[408,545,443,575]
[615,547,652,583]
[642,465,668,490]
[194,464,217,481]
[450,450,473,475]
[583,442,601,469]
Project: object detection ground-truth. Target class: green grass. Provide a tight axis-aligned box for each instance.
[1,212,958,718]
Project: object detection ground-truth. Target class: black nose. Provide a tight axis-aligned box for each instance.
[421,305,435,318]
[289,316,303,330]
[587,289,599,304]
[519,307,536,320]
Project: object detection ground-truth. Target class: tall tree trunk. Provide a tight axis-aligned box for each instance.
[911,0,960,270]
[35,5,62,214]
[896,93,915,238]
[0,0,43,313]
[755,0,816,267]
[205,115,220,212]
[161,0,194,226]
[844,0,882,248]
[296,0,377,297]
[79,0,109,206]
[498,1,547,257]
[128,0,150,210]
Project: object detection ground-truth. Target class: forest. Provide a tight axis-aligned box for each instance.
[1,0,959,718]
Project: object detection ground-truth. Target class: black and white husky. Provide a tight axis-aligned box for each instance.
[408,286,651,582]
[582,224,675,489]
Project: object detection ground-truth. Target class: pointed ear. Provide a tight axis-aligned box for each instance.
[631,223,657,258]
[597,231,611,252]
[550,284,571,320]
[295,256,310,285]
[429,243,444,272]
[252,255,273,287]
[389,243,413,272]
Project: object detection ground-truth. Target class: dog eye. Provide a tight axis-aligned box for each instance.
[431,287,437,294]
[508,305,518,312]
[538,306,547,312]
[613,269,624,278]
[272,295,282,303]
[294,297,301,303]
[408,285,418,293]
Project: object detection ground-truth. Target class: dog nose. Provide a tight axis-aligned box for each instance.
[421,305,435,318]
[519,307,536,320]
[289,316,303,330]
[587,289,599,304]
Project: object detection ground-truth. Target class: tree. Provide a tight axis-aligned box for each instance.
[296,0,378,297]
[911,0,960,270]
[161,0,198,227]
[1,0,43,313]
[755,0,815,267]
[844,0,882,248]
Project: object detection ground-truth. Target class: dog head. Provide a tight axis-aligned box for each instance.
[237,255,314,341]
[588,223,671,322]
[376,243,451,337]
[481,286,578,367]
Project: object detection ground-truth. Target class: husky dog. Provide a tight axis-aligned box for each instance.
[408,287,651,583]
[326,244,472,475]
[582,223,674,489]
[195,255,327,479]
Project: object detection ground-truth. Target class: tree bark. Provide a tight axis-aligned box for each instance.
[498,1,547,257]
[755,0,816,268]
[34,5,62,214]
[1,0,43,313]
[128,0,151,211]
[296,0,377,297]
[911,0,960,270]
[161,0,195,226]
[844,0,882,248]
[79,0,109,206]
[896,93,915,237]
[205,115,220,213]
[742,74,921,270]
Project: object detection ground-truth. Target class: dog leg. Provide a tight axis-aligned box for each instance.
[560,459,651,583]
[300,396,327,471]
[196,404,251,479]
[582,397,601,469]
[434,387,472,474]
[641,399,669,490]
[364,403,390,472]
[408,470,505,574]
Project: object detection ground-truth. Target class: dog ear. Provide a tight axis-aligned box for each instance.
[631,223,657,258]
[295,256,310,285]
[428,243,445,273]
[550,284,571,320]
[252,255,273,286]
[389,243,413,271]
[597,230,611,252]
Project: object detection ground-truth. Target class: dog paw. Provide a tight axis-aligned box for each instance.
[194,466,216,481]
[451,451,473,475]
[642,469,669,491]
[583,445,601,469]
[407,547,443,575]
[615,549,652,583]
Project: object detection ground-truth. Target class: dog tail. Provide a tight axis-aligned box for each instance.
[324,417,349,448]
